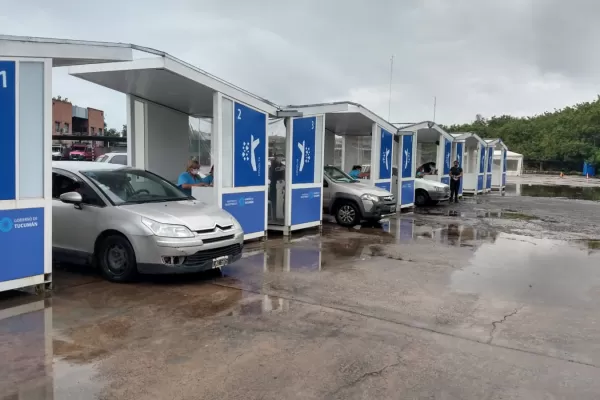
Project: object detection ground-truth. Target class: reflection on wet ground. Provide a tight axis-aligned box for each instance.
[416,207,537,221]
[506,182,600,201]
[3,210,600,398]
[451,234,600,308]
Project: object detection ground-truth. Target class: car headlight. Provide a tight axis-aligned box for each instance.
[141,217,194,238]
[231,217,243,231]
[361,194,379,202]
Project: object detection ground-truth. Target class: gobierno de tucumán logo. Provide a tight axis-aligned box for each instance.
[0,215,39,233]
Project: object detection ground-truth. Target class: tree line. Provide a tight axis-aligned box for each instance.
[440,96,600,169]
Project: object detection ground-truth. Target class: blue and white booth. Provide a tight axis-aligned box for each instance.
[266,114,325,235]
[396,130,417,208]
[483,140,495,193]
[286,102,398,193]
[0,35,132,293]
[399,122,453,185]
[70,52,281,240]
[450,132,486,195]
[485,139,507,191]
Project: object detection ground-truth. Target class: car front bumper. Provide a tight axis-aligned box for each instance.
[430,190,450,201]
[130,231,244,274]
[363,201,398,220]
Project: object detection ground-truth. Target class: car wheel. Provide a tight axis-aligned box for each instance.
[97,235,138,282]
[335,202,360,227]
[415,190,430,207]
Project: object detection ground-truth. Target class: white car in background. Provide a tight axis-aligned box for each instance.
[414,178,450,206]
[96,152,128,165]
[52,145,64,160]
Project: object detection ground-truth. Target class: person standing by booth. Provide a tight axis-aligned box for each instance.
[449,159,463,203]
[177,160,208,196]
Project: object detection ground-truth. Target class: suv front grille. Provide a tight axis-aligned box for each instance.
[202,234,235,244]
[380,195,395,203]
[194,225,233,234]
[184,244,242,266]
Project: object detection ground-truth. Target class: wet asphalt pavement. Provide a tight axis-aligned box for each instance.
[3,178,600,399]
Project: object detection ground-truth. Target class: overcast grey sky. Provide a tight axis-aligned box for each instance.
[2,0,600,129]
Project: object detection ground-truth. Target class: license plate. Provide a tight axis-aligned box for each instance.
[212,256,229,268]
[389,206,396,213]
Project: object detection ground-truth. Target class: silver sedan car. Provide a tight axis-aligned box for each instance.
[52,161,244,282]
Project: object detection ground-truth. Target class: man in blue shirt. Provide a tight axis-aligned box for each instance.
[348,165,361,179]
[177,160,207,196]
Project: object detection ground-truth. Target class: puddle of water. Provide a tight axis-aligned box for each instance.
[416,208,537,221]
[223,218,502,287]
[451,234,600,307]
[505,183,600,201]
[225,293,289,316]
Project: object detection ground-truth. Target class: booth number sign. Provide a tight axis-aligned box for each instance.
[0,71,6,88]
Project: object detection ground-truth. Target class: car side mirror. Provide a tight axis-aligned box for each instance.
[60,192,83,209]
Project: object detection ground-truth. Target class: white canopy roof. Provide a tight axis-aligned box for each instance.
[70,56,279,117]
[2,35,403,131]
[0,35,132,67]
[450,132,486,146]
[284,102,400,136]
[494,150,522,157]
[396,121,453,142]
[484,138,508,150]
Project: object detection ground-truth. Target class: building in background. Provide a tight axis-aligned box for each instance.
[52,97,104,141]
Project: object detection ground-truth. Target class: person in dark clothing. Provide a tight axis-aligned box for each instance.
[449,160,463,203]
[269,155,286,220]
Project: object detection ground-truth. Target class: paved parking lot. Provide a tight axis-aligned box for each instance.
[2,181,600,399]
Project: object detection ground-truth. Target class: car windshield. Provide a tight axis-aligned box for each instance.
[324,166,357,183]
[96,155,108,162]
[82,168,191,205]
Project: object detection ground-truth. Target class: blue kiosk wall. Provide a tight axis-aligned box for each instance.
[399,133,415,208]
[455,142,464,196]
[0,58,51,292]
[220,100,268,240]
[283,115,325,234]
[290,116,321,226]
[502,150,508,186]
[0,61,16,200]
[478,144,485,192]
[374,128,393,192]
[440,138,452,185]
[486,146,493,191]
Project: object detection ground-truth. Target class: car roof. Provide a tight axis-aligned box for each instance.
[52,161,129,173]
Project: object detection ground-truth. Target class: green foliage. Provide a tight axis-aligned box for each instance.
[440,96,600,165]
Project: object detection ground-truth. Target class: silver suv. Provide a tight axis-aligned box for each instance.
[323,166,397,226]
[52,161,244,282]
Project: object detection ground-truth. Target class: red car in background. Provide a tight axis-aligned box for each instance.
[69,144,94,161]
